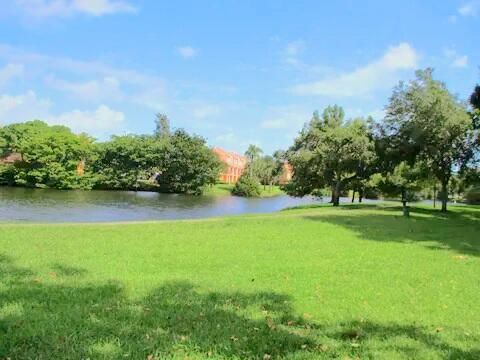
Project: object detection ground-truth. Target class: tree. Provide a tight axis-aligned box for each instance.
[94,135,162,190]
[245,144,263,162]
[244,144,263,177]
[286,114,376,206]
[373,162,424,214]
[470,85,480,110]
[322,104,345,128]
[0,120,96,189]
[255,155,277,190]
[156,129,222,195]
[231,174,261,197]
[385,69,476,212]
[470,84,480,129]
[154,113,171,138]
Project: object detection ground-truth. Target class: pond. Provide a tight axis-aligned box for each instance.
[0,187,329,223]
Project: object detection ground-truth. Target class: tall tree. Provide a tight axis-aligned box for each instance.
[245,144,263,162]
[322,104,345,128]
[154,113,171,138]
[156,129,222,195]
[287,115,376,206]
[245,144,263,177]
[385,69,475,212]
[470,84,480,129]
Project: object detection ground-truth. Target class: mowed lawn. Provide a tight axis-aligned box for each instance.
[0,205,479,359]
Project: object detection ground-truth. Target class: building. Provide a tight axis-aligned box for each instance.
[278,162,293,185]
[0,152,22,165]
[212,147,247,184]
[0,152,85,176]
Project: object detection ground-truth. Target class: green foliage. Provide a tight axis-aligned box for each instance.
[0,120,96,189]
[1,117,221,194]
[154,113,171,138]
[231,174,261,197]
[287,109,376,205]
[156,129,222,195]
[244,144,263,163]
[94,135,163,190]
[372,162,424,203]
[465,186,480,204]
[385,69,476,211]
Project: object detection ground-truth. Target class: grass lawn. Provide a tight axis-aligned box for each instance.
[0,204,479,359]
[205,183,285,197]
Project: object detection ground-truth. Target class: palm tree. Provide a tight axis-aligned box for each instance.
[244,144,263,177]
[245,144,263,162]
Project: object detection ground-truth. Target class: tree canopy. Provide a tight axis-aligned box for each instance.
[286,109,376,206]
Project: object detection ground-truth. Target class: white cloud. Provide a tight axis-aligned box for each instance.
[50,105,125,135]
[444,48,469,68]
[15,0,137,18]
[290,43,419,97]
[45,75,122,102]
[0,63,24,87]
[452,55,468,68]
[458,1,479,16]
[191,104,221,119]
[0,44,160,88]
[0,44,170,109]
[0,91,51,122]
[0,90,125,138]
[133,85,169,111]
[176,46,197,59]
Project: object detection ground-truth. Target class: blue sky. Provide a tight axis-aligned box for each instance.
[0,0,478,154]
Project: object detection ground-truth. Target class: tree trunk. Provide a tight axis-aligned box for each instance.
[433,184,436,209]
[351,190,355,203]
[401,187,409,217]
[359,188,363,203]
[333,181,341,206]
[441,180,448,212]
[329,186,335,203]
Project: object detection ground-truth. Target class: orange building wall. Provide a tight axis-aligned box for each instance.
[278,162,293,184]
[212,147,247,183]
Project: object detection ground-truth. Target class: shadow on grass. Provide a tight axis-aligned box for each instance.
[1,254,479,359]
[302,205,480,257]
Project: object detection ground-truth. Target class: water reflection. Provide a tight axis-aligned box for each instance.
[0,187,323,223]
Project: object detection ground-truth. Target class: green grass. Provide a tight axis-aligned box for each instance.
[1,205,479,359]
[205,183,284,197]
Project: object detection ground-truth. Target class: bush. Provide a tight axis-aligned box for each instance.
[231,175,261,197]
[465,186,480,204]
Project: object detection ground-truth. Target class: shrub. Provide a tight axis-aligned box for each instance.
[465,186,480,204]
[231,175,261,197]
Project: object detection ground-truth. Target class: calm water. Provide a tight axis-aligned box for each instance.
[0,187,326,223]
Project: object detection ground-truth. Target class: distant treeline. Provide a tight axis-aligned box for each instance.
[1,69,480,208]
[0,115,222,195]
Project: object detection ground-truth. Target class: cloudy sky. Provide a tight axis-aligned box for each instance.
[0,0,477,153]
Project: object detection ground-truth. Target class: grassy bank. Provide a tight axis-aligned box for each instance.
[205,183,284,197]
[0,205,479,359]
